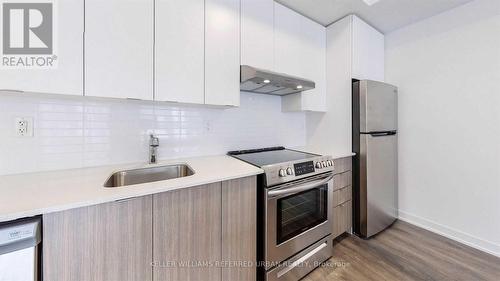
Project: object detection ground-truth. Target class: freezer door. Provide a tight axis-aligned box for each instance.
[359,80,398,133]
[360,133,398,237]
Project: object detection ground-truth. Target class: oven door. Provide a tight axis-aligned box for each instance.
[265,172,333,266]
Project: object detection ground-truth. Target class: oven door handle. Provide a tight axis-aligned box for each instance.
[268,173,334,198]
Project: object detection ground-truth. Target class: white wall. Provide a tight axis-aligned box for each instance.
[0,92,306,175]
[386,0,500,256]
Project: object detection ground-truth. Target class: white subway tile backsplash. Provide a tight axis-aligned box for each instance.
[0,92,306,175]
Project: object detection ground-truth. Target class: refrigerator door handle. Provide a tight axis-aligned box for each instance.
[369,131,397,137]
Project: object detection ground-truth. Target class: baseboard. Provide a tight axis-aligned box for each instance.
[398,210,500,258]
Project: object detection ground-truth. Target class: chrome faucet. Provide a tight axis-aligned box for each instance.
[149,134,159,164]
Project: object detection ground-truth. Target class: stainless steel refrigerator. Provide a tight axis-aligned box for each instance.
[352,80,398,238]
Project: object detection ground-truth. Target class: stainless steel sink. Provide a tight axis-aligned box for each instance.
[104,164,195,188]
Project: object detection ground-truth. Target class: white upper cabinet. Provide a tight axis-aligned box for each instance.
[155,0,240,107]
[85,0,153,100]
[205,0,241,106]
[275,3,327,112]
[155,0,204,104]
[296,15,327,112]
[351,15,385,81]
[274,3,303,78]
[0,0,83,95]
[241,0,274,70]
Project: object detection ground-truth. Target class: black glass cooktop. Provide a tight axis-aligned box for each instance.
[228,147,319,167]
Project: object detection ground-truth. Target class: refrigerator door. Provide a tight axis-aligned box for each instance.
[359,133,398,237]
[359,80,398,133]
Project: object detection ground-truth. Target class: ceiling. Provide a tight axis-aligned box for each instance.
[276,0,473,33]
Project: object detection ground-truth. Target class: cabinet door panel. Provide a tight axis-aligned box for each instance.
[0,0,83,95]
[222,176,256,281]
[153,183,222,281]
[85,0,153,100]
[155,0,204,104]
[205,0,240,106]
[332,200,352,239]
[43,196,153,281]
[352,15,384,81]
[241,0,274,70]
[299,18,326,112]
[274,2,302,78]
[276,3,326,112]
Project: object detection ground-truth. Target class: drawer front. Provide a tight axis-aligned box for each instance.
[266,236,332,281]
[332,200,352,239]
[333,185,352,207]
[334,157,352,174]
[333,171,352,190]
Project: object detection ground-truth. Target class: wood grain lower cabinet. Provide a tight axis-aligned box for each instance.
[43,196,153,281]
[43,176,257,281]
[153,183,222,281]
[332,200,352,238]
[332,156,353,239]
[333,171,352,190]
[222,177,257,281]
[153,176,257,281]
[334,157,352,175]
[333,185,352,207]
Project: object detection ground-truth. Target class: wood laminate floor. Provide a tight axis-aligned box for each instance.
[303,221,500,281]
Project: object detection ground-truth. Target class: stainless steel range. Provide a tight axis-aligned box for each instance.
[228,147,335,281]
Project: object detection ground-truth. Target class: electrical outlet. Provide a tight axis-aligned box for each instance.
[15,117,34,137]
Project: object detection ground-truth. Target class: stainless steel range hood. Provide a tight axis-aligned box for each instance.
[240,65,315,96]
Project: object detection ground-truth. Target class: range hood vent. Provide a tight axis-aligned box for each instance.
[240,65,315,96]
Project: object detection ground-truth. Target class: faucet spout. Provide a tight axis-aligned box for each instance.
[149,134,159,164]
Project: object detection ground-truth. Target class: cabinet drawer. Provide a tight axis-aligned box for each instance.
[334,157,352,174]
[333,171,352,190]
[333,186,352,207]
[332,200,352,239]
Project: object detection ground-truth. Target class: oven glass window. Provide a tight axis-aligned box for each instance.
[276,184,328,244]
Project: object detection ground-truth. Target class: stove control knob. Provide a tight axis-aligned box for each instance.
[286,167,293,175]
[315,162,322,169]
[322,161,327,168]
[327,160,333,167]
[279,169,286,177]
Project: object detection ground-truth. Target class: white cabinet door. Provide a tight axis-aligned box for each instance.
[205,0,240,106]
[277,3,326,112]
[274,2,303,78]
[0,0,83,95]
[155,0,204,104]
[351,15,384,82]
[241,0,274,71]
[85,0,153,100]
[297,16,326,112]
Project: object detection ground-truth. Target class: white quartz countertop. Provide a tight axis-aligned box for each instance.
[0,155,263,222]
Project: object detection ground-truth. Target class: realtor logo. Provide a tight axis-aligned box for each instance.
[3,3,53,54]
[1,1,57,68]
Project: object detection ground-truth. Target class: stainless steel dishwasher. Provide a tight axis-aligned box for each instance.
[0,217,41,281]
